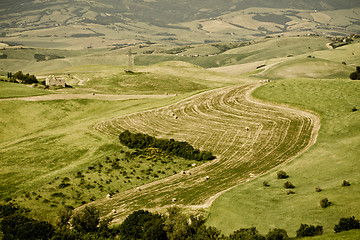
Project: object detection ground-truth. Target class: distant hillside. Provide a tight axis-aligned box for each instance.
[0,0,359,48]
[1,0,360,25]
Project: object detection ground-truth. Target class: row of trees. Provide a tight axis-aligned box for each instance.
[7,71,38,84]
[119,130,216,161]
[1,203,359,240]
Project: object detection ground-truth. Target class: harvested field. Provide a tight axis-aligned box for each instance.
[92,84,319,222]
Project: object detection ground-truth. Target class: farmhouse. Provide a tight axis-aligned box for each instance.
[46,75,66,87]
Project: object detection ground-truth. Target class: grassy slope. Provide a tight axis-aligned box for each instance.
[206,79,360,237]
[0,63,239,220]
[0,81,49,98]
[0,96,194,220]
[258,42,360,80]
[260,58,353,79]
[135,37,330,68]
[224,36,329,62]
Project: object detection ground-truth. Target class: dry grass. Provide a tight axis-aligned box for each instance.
[90,84,319,223]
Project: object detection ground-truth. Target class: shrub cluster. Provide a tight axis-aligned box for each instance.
[320,198,331,208]
[1,203,359,240]
[119,130,215,161]
[277,170,289,179]
[296,224,323,237]
[342,180,351,187]
[349,66,360,80]
[283,181,295,189]
[334,216,360,233]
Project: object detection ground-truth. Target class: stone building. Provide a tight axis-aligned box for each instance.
[46,75,65,87]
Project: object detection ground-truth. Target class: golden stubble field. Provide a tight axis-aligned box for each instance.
[91,83,319,223]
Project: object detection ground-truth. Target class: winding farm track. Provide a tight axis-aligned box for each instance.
[0,93,174,101]
[92,83,320,222]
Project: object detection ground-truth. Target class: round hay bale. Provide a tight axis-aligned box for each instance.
[172,198,177,202]
[205,176,210,180]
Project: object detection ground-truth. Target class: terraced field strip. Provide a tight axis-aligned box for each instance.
[92,84,320,223]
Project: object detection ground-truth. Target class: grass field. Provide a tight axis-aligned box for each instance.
[206,79,360,237]
[0,81,49,98]
[260,58,353,79]
[0,95,198,220]
[135,36,331,68]
[0,62,240,221]
[1,36,359,240]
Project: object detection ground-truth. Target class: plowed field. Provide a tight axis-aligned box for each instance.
[92,84,319,222]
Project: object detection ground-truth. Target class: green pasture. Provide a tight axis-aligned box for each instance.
[60,62,237,95]
[207,79,360,237]
[0,81,49,98]
[224,36,329,62]
[0,94,198,220]
[135,36,330,68]
[261,58,353,79]
[312,43,360,67]
[0,63,238,221]
[299,229,360,240]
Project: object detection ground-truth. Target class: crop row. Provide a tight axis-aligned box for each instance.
[92,84,319,222]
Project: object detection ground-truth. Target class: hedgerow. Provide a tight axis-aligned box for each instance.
[119,130,215,161]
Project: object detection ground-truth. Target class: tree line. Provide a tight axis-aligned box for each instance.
[1,203,359,240]
[119,130,216,161]
[6,71,38,84]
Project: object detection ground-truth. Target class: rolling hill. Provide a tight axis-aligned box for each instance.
[0,0,359,48]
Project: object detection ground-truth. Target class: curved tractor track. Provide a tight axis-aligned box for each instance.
[92,84,320,222]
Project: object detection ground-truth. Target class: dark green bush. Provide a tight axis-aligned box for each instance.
[0,213,54,240]
[71,206,100,233]
[120,209,166,240]
[263,181,270,187]
[296,224,323,237]
[320,198,331,208]
[266,228,288,240]
[283,181,295,189]
[334,216,360,233]
[286,190,295,195]
[349,72,358,80]
[349,66,360,80]
[342,180,351,187]
[277,170,289,179]
[229,227,265,240]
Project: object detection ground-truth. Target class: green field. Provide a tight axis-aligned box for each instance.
[0,81,49,98]
[0,35,359,239]
[0,95,199,220]
[261,58,353,79]
[207,79,360,237]
[0,61,240,221]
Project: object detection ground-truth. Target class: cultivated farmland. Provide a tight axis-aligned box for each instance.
[92,83,319,222]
